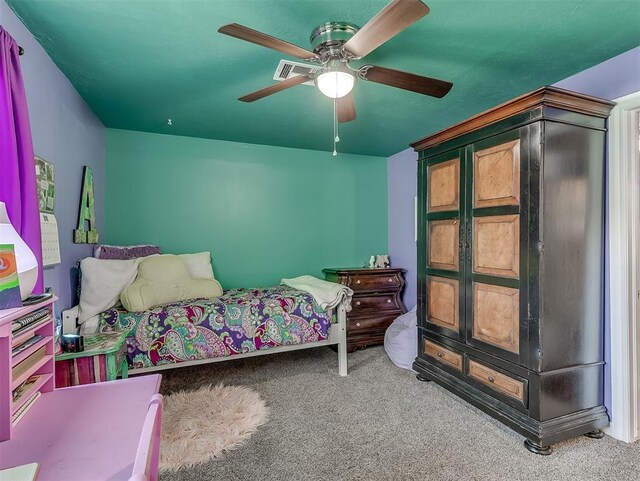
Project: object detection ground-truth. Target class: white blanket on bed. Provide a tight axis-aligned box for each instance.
[281,275,353,312]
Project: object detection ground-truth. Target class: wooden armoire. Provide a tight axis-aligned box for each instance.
[412,86,615,454]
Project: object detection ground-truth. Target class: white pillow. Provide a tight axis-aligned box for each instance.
[178,252,215,280]
[78,257,140,323]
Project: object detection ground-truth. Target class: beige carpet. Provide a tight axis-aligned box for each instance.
[159,384,269,471]
[157,346,640,481]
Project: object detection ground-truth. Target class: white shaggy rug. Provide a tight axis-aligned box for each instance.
[159,384,269,471]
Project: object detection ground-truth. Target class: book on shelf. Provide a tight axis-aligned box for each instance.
[12,375,42,404]
[11,346,47,380]
[11,335,44,357]
[10,331,33,349]
[11,307,50,332]
[11,314,52,340]
[12,391,41,425]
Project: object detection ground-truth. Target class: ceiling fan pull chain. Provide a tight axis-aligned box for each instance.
[333,97,338,156]
[334,73,340,144]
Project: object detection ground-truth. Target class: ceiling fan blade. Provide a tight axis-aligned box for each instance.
[343,0,430,58]
[360,65,452,98]
[337,93,356,123]
[239,75,310,102]
[218,23,319,61]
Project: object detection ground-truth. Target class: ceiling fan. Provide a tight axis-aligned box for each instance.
[218,0,453,124]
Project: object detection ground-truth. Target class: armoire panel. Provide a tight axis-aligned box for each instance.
[472,282,520,354]
[473,215,520,278]
[539,121,606,370]
[427,276,459,333]
[428,158,460,213]
[474,139,520,208]
[428,219,459,271]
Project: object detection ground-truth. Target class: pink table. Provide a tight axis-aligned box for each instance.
[0,374,161,480]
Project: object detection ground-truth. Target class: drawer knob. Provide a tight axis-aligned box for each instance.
[356,279,361,285]
[356,301,361,306]
[355,322,361,327]
[487,376,495,383]
[387,278,393,283]
[386,299,392,304]
[437,352,443,358]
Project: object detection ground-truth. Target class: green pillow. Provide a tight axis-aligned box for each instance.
[120,254,223,312]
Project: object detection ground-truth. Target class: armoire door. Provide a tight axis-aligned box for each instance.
[464,128,531,366]
[420,148,466,341]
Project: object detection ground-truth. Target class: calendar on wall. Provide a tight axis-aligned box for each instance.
[40,212,61,266]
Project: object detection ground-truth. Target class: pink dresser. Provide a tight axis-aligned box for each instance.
[1,299,163,481]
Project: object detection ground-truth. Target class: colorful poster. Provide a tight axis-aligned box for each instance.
[0,244,22,309]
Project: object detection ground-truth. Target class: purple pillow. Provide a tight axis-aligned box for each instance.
[93,244,161,260]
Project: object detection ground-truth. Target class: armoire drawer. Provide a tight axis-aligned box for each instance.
[467,358,527,406]
[423,339,463,372]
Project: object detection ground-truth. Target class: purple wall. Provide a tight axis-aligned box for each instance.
[555,47,640,99]
[1,2,106,310]
[387,46,640,415]
[388,148,417,309]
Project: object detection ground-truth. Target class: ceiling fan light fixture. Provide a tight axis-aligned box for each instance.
[315,60,355,99]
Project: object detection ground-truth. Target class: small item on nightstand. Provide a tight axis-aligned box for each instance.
[368,255,376,268]
[61,334,84,353]
[375,255,390,268]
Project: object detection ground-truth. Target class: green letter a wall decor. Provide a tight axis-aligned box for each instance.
[74,166,99,244]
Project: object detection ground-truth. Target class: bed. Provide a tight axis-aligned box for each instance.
[63,285,348,376]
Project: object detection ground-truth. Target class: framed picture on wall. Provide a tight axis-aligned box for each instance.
[35,156,55,214]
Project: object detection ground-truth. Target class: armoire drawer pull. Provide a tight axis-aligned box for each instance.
[487,376,495,383]
[437,352,443,358]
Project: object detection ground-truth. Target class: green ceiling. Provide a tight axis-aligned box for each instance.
[7,0,640,156]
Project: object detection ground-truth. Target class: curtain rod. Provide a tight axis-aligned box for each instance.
[18,46,24,55]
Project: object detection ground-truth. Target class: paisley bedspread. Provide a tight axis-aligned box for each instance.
[97,286,332,369]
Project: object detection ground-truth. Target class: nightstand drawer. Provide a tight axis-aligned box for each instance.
[352,293,401,312]
[348,272,402,292]
[348,314,397,333]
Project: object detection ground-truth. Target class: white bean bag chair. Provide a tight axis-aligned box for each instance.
[384,306,417,371]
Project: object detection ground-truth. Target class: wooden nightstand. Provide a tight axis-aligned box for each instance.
[323,267,407,352]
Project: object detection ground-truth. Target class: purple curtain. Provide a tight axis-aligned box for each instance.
[0,27,43,293]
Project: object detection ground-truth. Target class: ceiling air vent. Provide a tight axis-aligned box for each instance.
[273,59,318,86]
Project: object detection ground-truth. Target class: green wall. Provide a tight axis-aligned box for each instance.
[105,129,387,288]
